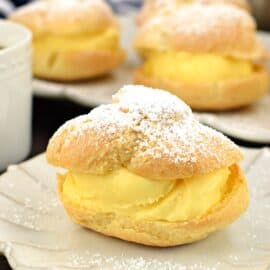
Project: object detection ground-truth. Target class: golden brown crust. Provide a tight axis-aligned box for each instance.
[134,65,269,111]
[134,4,268,61]
[9,0,118,36]
[137,0,251,26]
[46,85,242,179]
[34,48,126,81]
[58,165,249,246]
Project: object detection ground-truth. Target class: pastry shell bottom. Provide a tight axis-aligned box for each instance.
[34,48,125,82]
[134,66,269,111]
[57,165,249,247]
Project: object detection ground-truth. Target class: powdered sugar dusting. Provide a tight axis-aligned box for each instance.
[164,4,254,36]
[140,0,249,20]
[136,3,258,58]
[113,85,192,122]
[68,251,218,270]
[44,0,112,16]
[16,0,111,16]
[12,0,117,35]
[53,85,239,174]
[199,0,249,9]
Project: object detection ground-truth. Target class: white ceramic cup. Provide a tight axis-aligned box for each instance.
[0,20,32,171]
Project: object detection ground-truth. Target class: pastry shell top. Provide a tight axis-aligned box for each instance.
[134,4,268,61]
[9,0,118,36]
[137,0,251,26]
[47,85,242,180]
[201,0,250,10]
[201,0,250,11]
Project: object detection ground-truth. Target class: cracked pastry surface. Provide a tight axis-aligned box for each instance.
[47,85,249,246]
[137,0,251,26]
[10,0,125,81]
[134,4,269,111]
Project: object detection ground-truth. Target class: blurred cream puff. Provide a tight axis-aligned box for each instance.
[134,4,269,111]
[46,85,249,246]
[137,0,251,26]
[10,0,125,81]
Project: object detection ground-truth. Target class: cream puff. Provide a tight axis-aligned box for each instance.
[10,0,125,81]
[134,4,269,111]
[137,0,251,26]
[46,85,249,247]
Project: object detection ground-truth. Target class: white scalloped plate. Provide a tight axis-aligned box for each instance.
[195,94,270,143]
[32,16,270,143]
[0,147,270,270]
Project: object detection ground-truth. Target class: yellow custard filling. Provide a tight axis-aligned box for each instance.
[34,28,120,53]
[143,52,254,83]
[62,167,231,222]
